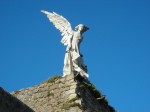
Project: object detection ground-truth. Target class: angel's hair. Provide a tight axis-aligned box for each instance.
[75,24,89,32]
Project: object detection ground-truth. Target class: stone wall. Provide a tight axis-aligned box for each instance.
[0,87,34,112]
[12,74,115,112]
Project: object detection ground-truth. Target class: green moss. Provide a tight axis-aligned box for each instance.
[69,97,79,103]
[80,84,86,92]
[61,96,80,109]
[47,91,54,97]
[45,75,61,83]
[93,89,101,97]
[104,98,108,104]
[61,103,81,109]
[88,84,98,92]
[108,105,116,112]
[88,84,102,98]
[87,84,109,105]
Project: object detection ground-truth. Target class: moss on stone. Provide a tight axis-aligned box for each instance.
[61,96,80,109]
[45,75,61,83]
[69,96,79,103]
[75,74,103,100]
[61,102,81,110]
[79,84,86,92]
[88,84,102,98]
[47,91,54,97]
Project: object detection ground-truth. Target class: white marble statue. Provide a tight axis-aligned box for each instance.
[41,10,89,78]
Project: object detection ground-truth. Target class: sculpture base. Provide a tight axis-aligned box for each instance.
[11,74,115,112]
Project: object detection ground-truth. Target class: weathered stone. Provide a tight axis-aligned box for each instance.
[75,100,81,105]
[50,84,59,90]
[65,74,74,81]
[59,83,64,88]
[63,86,70,91]
[65,89,76,95]
[68,93,77,100]
[47,82,53,87]
[70,84,77,89]
[70,82,78,86]
[10,75,115,112]
[42,86,49,92]
[33,88,39,93]
[60,77,65,83]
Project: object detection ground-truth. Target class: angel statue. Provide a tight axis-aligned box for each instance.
[41,10,89,78]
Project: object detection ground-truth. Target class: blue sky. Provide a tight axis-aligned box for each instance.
[0,0,150,112]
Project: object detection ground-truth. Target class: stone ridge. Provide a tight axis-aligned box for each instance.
[12,74,115,112]
[0,87,34,112]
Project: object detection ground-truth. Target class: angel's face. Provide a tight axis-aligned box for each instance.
[75,24,89,33]
[77,26,84,31]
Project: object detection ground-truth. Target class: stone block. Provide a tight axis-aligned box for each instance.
[47,82,53,87]
[41,91,48,98]
[68,93,77,101]
[50,84,59,90]
[55,78,60,84]
[70,107,82,112]
[60,77,65,83]
[54,93,60,98]
[70,82,78,86]
[65,74,74,81]
[65,89,76,95]
[59,83,64,88]
[42,86,50,92]
[10,75,115,112]
[75,100,81,105]
[70,84,77,89]
[33,88,39,93]
[63,87,70,91]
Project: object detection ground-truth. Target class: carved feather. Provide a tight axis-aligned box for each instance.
[41,10,73,46]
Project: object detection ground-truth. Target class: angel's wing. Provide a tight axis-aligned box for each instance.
[41,10,73,46]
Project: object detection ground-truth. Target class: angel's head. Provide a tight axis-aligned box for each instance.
[75,24,89,33]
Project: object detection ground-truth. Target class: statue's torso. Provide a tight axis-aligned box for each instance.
[73,31,82,40]
[71,31,82,54]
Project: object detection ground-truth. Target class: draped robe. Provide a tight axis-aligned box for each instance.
[63,31,88,78]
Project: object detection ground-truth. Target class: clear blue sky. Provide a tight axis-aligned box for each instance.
[0,0,150,112]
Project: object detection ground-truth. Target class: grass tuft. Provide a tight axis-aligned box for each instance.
[44,75,61,84]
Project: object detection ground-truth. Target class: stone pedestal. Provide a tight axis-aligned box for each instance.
[11,74,115,112]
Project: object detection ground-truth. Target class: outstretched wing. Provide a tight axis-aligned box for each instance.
[41,10,73,46]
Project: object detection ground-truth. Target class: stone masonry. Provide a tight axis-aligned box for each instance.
[11,74,115,112]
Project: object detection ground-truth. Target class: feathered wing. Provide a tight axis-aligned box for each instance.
[41,10,73,46]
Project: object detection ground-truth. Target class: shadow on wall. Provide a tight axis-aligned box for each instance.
[0,87,34,112]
